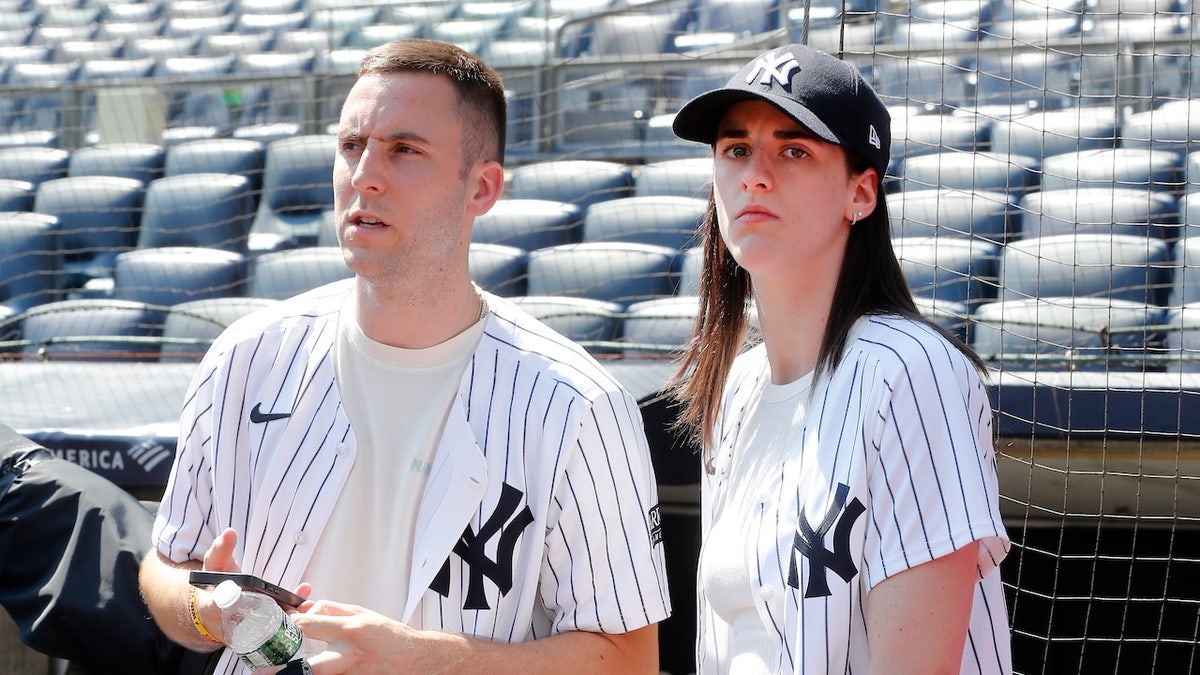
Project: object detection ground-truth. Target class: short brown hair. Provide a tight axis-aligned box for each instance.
[357,38,507,167]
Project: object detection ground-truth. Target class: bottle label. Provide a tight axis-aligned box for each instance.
[236,616,303,668]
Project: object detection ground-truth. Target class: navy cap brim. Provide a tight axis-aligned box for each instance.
[672,87,845,149]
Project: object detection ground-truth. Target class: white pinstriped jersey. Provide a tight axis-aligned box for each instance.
[152,280,671,675]
[697,315,1011,674]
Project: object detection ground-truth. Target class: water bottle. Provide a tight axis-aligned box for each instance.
[211,579,320,671]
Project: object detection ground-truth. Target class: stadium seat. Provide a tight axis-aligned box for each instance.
[469,242,528,297]
[1165,302,1200,373]
[999,233,1174,306]
[892,150,1040,197]
[248,247,351,300]
[250,134,336,251]
[111,246,246,306]
[164,137,265,194]
[239,0,306,14]
[880,14,980,48]
[273,29,333,57]
[989,107,1120,160]
[868,56,972,113]
[102,2,162,23]
[0,146,69,185]
[161,296,278,361]
[154,54,237,145]
[167,0,234,19]
[126,35,199,60]
[1039,148,1184,193]
[430,17,508,53]
[472,199,583,250]
[526,242,679,307]
[510,295,625,355]
[32,175,144,291]
[965,51,1078,116]
[138,173,257,253]
[677,245,702,296]
[99,19,167,42]
[199,31,273,57]
[1121,101,1200,155]
[335,23,421,50]
[229,50,318,144]
[0,212,60,313]
[235,11,309,36]
[16,298,166,361]
[889,188,1016,243]
[0,60,79,147]
[1017,188,1180,241]
[508,160,634,213]
[673,0,780,52]
[55,37,124,62]
[634,157,712,198]
[164,15,237,39]
[308,6,379,41]
[622,295,698,357]
[980,14,1081,42]
[893,236,1001,306]
[890,111,985,165]
[972,296,1168,372]
[68,143,165,184]
[0,178,35,211]
[1171,235,1200,307]
[581,195,705,249]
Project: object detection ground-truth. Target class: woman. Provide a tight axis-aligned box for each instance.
[669,44,1012,674]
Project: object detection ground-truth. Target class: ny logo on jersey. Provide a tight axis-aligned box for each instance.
[787,482,865,598]
[430,482,535,610]
[745,50,801,91]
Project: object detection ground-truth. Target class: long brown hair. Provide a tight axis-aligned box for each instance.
[670,150,986,466]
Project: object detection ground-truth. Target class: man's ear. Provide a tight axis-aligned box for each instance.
[467,160,505,218]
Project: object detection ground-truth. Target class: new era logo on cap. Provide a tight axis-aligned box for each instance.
[868,125,881,150]
[745,50,800,91]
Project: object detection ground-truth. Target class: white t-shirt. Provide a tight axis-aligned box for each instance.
[302,296,486,617]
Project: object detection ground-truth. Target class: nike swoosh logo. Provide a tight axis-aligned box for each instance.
[250,402,291,424]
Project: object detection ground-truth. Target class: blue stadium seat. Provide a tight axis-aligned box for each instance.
[1039,148,1184,193]
[0,146,68,185]
[0,212,60,313]
[1121,101,1200,155]
[235,10,309,36]
[1171,235,1200,307]
[0,60,79,147]
[622,295,698,357]
[112,246,246,306]
[139,173,257,253]
[199,31,274,57]
[239,0,306,14]
[890,111,985,165]
[892,150,1040,197]
[999,233,1174,306]
[250,134,336,251]
[880,14,981,48]
[17,298,166,361]
[1165,302,1200,373]
[870,56,972,112]
[526,242,679,307]
[248,247,351,300]
[510,295,624,355]
[164,137,265,194]
[98,19,167,42]
[472,199,583,250]
[673,0,780,52]
[160,296,277,361]
[972,296,1168,372]
[980,14,1081,43]
[989,107,1120,160]
[102,2,163,23]
[56,37,124,62]
[167,0,235,19]
[154,54,237,145]
[469,242,528,297]
[1017,188,1180,241]
[273,29,332,56]
[634,157,712,198]
[893,236,1001,306]
[508,160,634,213]
[164,14,237,39]
[229,50,318,144]
[965,51,1079,116]
[335,22,421,50]
[890,188,1016,242]
[0,178,35,211]
[581,195,705,249]
[125,34,198,59]
[33,175,144,291]
[68,143,165,184]
[430,17,508,53]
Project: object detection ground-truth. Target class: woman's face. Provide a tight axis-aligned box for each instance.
[712,100,876,285]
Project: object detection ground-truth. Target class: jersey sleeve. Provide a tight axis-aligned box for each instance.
[862,335,1009,589]
[539,387,672,634]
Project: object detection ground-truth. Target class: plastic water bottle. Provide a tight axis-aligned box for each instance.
[211,579,320,671]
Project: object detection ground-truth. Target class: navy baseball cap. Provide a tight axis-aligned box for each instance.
[672,44,891,175]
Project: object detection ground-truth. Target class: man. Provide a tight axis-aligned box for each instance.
[139,39,670,674]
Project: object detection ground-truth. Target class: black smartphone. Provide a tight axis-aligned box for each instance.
[188,570,304,608]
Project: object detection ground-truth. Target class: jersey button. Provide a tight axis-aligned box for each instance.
[294,532,308,545]
[335,443,349,456]
[758,585,774,601]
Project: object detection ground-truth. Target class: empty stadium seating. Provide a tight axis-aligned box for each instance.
[68,143,165,184]
[138,173,256,252]
[510,295,624,354]
[472,198,583,250]
[16,298,166,360]
[248,246,350,300]
[526,242,679,307]
[468,242,528,297]
[250,134,336,251]
[0,212,60,313]
[111,246,246,306]
[32,175,144,291]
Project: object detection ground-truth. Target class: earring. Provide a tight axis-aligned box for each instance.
[851,210,863,225]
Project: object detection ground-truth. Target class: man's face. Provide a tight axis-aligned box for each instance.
[332,71,479,287]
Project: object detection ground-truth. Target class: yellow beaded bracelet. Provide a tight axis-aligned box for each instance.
[188,586,221,643]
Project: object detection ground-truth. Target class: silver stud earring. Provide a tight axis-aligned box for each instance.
[851,210,863,225]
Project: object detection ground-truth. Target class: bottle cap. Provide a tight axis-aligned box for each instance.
[211,579,242,610]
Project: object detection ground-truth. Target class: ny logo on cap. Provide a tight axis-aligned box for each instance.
[746,50,801,90]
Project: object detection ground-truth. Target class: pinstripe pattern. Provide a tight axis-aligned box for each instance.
[697,315,1011,674]
[153,280,670,674]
